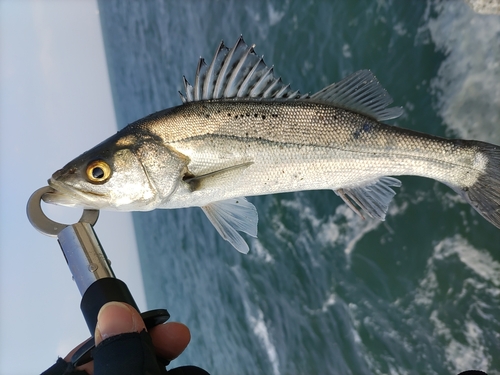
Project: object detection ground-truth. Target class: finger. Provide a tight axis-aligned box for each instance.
[94,301,146,344]
[66,303,190,373]
[149,322,191,360]
[93,302,163,375]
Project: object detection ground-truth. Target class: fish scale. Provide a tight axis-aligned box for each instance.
[135,100,480,188]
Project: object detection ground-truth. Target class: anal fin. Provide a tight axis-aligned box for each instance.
[335,177,402,220]
[201,197,258,254]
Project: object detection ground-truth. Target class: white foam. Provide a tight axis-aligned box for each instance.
[434,235,500,287]
[248,308,280,375]
[278,193,413,260]
[304,291,337,315]
[413,234,498,371]
[342,43,352,58]
[426,1,500,144]
[267,3,285,26]
[252,239,275,263]
[416,234,500,307]
[230,264,281,374]
[430,311,491,372]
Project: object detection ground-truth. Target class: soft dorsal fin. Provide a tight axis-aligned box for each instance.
[310,70,403,121]
[180,36,306,102]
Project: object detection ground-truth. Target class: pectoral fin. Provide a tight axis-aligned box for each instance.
[335,177,401,220]
[184,162,253,191]
[201,197,258,254]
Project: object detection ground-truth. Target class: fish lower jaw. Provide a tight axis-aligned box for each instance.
[44,180,105,209]
[41,188,81,207]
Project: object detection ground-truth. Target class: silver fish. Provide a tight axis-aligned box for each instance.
[43,36,500,253]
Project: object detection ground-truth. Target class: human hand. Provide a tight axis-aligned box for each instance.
[65,301,190,374]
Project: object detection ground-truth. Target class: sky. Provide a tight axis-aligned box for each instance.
[0,1,146,373]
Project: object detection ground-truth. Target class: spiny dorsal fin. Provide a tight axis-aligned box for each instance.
[310,70,403,121]
[179,37,403,123]
[179,36,306,103]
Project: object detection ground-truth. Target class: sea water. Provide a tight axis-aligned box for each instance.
[97,1,500,373]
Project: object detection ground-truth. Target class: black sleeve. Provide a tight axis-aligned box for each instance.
[39,331,163,375]
[40,357,87,375]
[41,330,210,375]
[93,330,165,375]
[93,330,210,375]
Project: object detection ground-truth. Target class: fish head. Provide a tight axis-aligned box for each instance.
[43,133,169,211]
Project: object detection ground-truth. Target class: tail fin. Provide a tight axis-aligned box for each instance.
[452,141,500,229]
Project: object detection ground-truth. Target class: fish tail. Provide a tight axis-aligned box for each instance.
[452,140,500,229]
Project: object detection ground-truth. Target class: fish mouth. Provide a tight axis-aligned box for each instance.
[42,184,80,207]
[43,178,106,208]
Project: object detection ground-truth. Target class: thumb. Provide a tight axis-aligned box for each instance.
[94,302,146,345]
[92,302,163,375]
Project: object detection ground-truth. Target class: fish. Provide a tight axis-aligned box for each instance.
[43,36,500,253]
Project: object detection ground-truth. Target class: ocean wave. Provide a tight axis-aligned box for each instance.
[426,0,500,144]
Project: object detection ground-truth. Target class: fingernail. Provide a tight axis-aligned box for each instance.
[95,302,139,342]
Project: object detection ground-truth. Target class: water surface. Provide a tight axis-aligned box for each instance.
[98,1,500,373]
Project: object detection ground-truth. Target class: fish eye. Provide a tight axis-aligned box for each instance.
[86,160,111,183]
